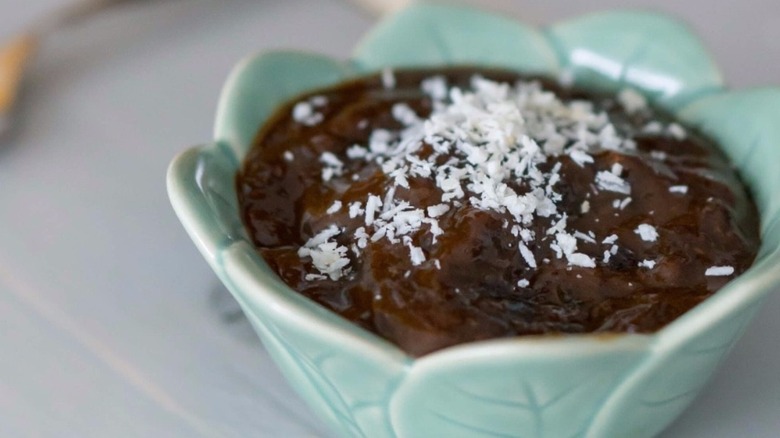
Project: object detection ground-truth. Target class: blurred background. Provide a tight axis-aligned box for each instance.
[0,0,778,436]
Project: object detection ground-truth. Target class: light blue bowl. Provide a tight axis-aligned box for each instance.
[167,3,780,437]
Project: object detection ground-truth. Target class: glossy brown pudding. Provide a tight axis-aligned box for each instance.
[236,68,759,357]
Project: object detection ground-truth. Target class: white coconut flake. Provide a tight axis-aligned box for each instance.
[427,203,450,218]
[602,234,618,245]
[326,200,342,214]
[569,149,594,167]
[355,227,368,249]
[299,226,351,280]
[573,231,595,244]
[568,252,596,268]
[298,225,340,251]
[365,194,383,225]
[643,121,664,135]
[650,151,668,161]
[381,68,396,89]
[596,170,631,194]
[669,185,689,194]
[519,243,537,268]
[346,145,368,159]
[283,151,294,162]
[408,244,426,266]
[617,88,647,114]
[320,152,344,181]
[635,224,658,242]
[349,201,364,218]
[556,233,577,256]
[705,265,735,276]
[547,215,568,236]
[392,102,419,125]
[668,123,687,140]
[599,124,622,150]
[421,75,448,100]
[517,279,530,287]
[558,68,575,87]
[292,100,324,126]
[292,101,313,122]
[638,259,656,269]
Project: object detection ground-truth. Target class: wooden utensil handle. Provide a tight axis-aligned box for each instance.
[0,33,39,116]
[0,0,151,133]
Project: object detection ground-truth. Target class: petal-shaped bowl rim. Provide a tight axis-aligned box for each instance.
[168,1,780,369]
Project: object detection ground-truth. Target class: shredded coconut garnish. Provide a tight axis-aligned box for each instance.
[650,150,667,160]
[668,123,687,140]
[617,197,632,210]
[408,244,426,266]
[320,152,344,181]
[643,121,664,135]
[427,204,450,218]
[596,170,631,194]
[326,200,342,214]
[295,74,688,279]
[638,259,656,269]
[617,88,647,114]
[421,75,448,100]
[292,95,327,126]
[519,243,537,268]
[705,265,734,276]
[634,224,658,242]
[574,231,596,244]
[364,194,382,226]
[635,224,659,242]
[381,68,396,89]
[298,225,351,280]
[669,185,688,194]
[349,201,364,218]
[569,149,594,167]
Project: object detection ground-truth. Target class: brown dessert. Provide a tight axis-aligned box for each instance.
[236,68,759,357]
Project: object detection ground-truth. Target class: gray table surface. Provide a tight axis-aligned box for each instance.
[0,0,778,436]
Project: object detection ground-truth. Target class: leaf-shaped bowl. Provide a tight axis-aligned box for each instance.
[167,3,780,437]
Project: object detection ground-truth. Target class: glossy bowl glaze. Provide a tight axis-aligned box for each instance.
[167,3,780,437]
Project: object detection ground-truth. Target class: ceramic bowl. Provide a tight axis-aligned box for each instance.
[167,3,780,437]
